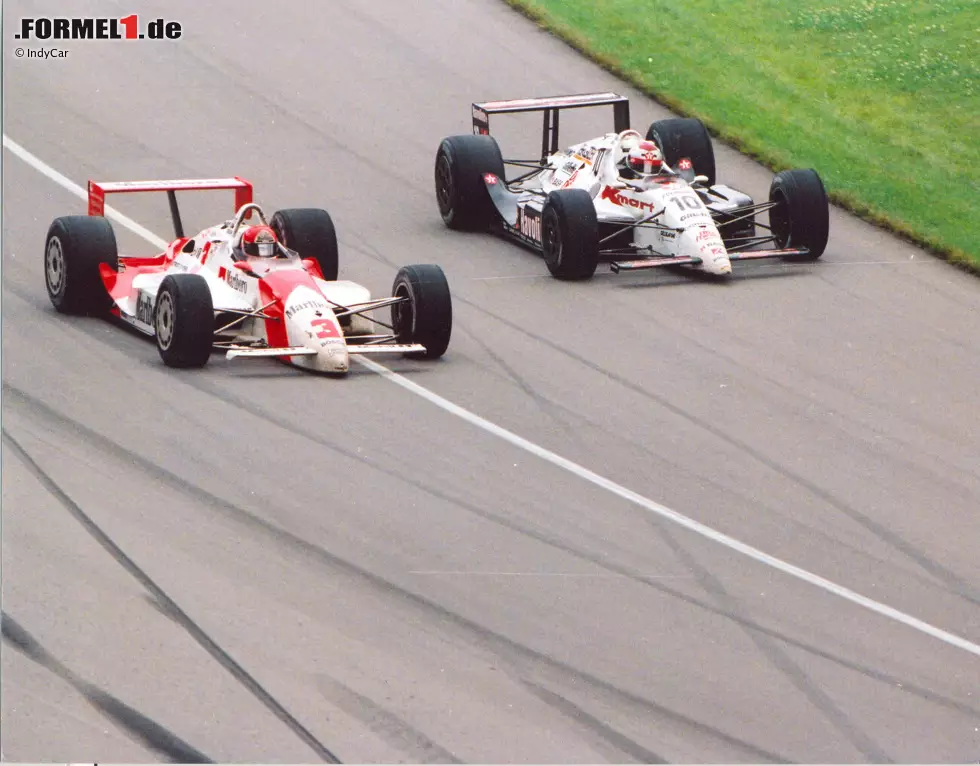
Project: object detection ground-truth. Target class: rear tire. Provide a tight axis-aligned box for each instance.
[44,216,118,315]
[155,274,214,368]
[391,264,452,359]
[541,190,599,280]
[271,208,339,280]
[768,169,830,260]
[435,135,505,231]
[647,118,717,187]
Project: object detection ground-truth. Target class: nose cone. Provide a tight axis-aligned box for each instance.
[285,313,350,374]
[314,338,350,374]
[296,327,349,374]
[709,258,733,276]
[699,243,732,276]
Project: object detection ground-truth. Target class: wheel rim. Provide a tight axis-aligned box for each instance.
[543,215,562,267]
[770,190,791,247]
[435,155,455,216]
[392,283,415,340]
[45,237,66,297]
[155,291,175,350]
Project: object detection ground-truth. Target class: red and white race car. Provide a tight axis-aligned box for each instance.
[44,178,452,373]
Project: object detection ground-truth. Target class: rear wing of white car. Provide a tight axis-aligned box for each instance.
[472,92,631,160]
[87,177,254,240]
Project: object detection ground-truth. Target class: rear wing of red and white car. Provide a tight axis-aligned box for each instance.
[87,177,253,239]
[472,92,631,160]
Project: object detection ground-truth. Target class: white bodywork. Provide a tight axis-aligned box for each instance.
[114,210,387,374]
[516,130,732,275]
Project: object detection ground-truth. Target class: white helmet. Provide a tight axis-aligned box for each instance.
[626,140,665,176]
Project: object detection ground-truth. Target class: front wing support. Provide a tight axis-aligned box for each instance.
[610,247,811,273]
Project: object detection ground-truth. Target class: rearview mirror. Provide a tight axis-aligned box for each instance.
[233,261,258,277]
[302,258,325,279]
[694,175,709,184]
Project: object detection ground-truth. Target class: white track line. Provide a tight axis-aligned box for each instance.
[3,135,169,251]
[7,133,979,659]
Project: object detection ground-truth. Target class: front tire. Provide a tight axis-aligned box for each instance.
[541,190,599,280]
[769,169,830,260]
[434,135,505,231]
[391,264,452,359]
[647,117,717,187]
[155,274,214,368]
[271,208,339,280]
[44,216,118,315]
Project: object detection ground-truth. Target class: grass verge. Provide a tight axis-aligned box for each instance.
[503,0,980,274]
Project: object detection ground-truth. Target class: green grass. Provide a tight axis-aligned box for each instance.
[504,0,980,273]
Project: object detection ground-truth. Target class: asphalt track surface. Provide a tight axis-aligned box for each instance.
[2,0,979,762]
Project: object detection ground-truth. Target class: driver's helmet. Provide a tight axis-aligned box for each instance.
[238,225,279,258]
[626,141,665,176]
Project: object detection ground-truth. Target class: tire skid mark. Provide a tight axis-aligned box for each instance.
[7,382,977,724]
[3,383,787,762]
[2,611,214,764]
[453,294,980,608]
[12,383,969,762]
[316,676,462,764]
[613,282,979,470]
[177,44,429,192]
[457,314,580,434]
[519,680,669,764]
[9,283,970,604]
[654,525,892,762]
[1,428,343,765]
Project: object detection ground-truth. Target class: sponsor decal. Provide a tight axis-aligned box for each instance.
[695,228,718,243]
[484,173,498,185]
[659,230,677,240]
[135,290,153,325]
[516,206,542,242]
[678,158,693,170]
[679,211,710,221]
[472,106,489,134]
[562,170,580,188]
[561,160,579,174]
[311,318,342,340]
[225,269,248,293]
[285,298,328,319]
[574,146,598,163]
[15,15,183,40]
[600,185,658,213]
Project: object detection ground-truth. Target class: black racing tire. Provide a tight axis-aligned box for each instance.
[646,117,717,187]
[271,208,339,280]
[391,264,452,359]
[44,215,118,315]
[541,190,599,280]
[434,134,505,231]
[154,274,214,368]
[768,169,830,260]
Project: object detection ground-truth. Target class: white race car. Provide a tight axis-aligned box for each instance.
[435,92,829,280]
[44,178,452,372]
